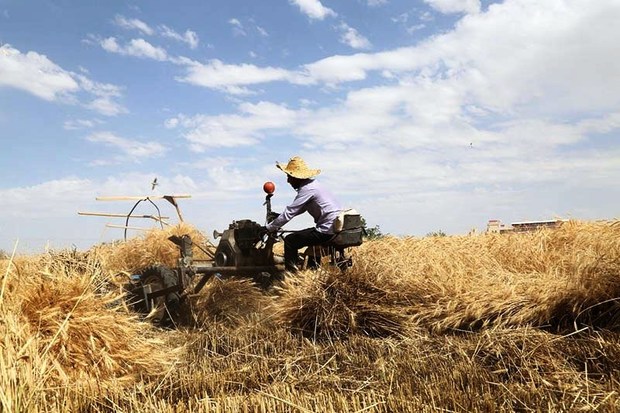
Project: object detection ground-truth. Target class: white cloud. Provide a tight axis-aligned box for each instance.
[181,157,266,194]
[337,22,372,50]
[63,119,100,130]
[228,18,246,36]
[0,44,125,116]
[173,101,297,151]
[166,0,620,112]
[113,16,198,49]
[367,0,387,6]
[77,75,128,116]
[227,18,270,38]
[295,125,620,205]
[419,11,434,21]
[0,44,79,101]
[86,131,167,162]
[0,173,193,221]
[442,0,620,113]
[185,31,199,49]
[113,15,154,35]
[391,12,409,24]
[0,177,95,219]
[166,0,620,202]
[424,0,481,15]
[290,0,337,20]
[302,52,381,84]
[296,0,620,115]
[176,59,306,94]
[159,25,199,49]
[406,24,426,34]
[165,71,620,207]
[164,117,179,129]
[576,111,620,135]
[100,37,168,61]
[86,98,127,117]
[257,26,269,37]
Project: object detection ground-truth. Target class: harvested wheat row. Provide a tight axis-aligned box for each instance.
[274,220,620,338]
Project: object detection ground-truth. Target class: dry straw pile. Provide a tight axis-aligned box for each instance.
[0,249,179,412]
[93,222,213,274]
[1,220,619,412]
[274,220,620,339]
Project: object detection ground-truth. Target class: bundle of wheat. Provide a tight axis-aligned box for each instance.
[1,257,178,390]
[182,277,272,328]
[273,268,408,340]
[92,222,212,274]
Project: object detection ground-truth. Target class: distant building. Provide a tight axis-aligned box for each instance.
[487,219,567,233]
[486,219,514,233]
[510,219,567,232]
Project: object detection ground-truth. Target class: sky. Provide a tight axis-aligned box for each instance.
[1,0,619,253]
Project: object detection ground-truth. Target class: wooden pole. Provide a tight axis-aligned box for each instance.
[78,211,170,220]
[96,195,191,201]
[105,224,151,231]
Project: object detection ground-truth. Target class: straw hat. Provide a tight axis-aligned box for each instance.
[276,156,321,179]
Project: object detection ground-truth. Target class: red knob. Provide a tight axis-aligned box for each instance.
[263,181,275,194]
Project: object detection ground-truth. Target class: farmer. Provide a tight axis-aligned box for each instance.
[265,156,342,272]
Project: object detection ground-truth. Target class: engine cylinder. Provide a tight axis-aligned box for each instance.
[215,250,229,267]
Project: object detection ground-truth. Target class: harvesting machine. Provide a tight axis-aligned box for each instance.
[114,182,365,323]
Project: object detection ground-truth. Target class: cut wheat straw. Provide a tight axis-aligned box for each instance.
[2,219,619,412]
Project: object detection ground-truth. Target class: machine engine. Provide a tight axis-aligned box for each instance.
[213,219,274,268]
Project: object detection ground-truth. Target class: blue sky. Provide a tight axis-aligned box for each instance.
[1,0,619,252]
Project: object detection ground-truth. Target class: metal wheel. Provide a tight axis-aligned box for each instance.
[141,271,167,322]
[131,265,182,325]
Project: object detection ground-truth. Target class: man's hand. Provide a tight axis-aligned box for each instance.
[255,226,273,249]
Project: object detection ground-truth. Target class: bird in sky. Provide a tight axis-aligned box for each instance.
[151,177,158,191]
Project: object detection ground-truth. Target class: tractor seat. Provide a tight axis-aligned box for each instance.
[324,211,364,248]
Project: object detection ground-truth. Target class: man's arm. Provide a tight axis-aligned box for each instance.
[266,188,312,232]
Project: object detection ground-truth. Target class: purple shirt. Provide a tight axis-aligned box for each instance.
[266,179,341,234]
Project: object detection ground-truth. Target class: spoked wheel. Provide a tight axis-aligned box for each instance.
[130,266,181,325]
[141,271,167,322]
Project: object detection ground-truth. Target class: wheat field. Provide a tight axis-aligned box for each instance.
[1,220,619,412]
